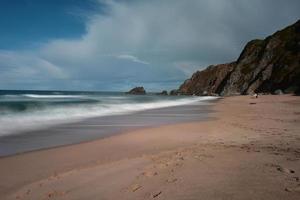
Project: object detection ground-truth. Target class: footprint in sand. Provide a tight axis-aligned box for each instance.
[141,171,158,177]
[26,189,31,195]
[293,177,299,182]
[166,178,178,183]
[130,184,142,192]
[152,191,162,198]
[265,163,296,174]
[285,185,300,193]
[276,166,295,174]
[46,190,67,198]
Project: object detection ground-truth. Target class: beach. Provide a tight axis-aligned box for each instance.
[1,95,300,200]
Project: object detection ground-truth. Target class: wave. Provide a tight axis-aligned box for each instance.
[1,94,83,99]
[0,96,218,137]
[22,94,83,98]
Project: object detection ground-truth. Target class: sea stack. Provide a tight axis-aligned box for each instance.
[157,90,168,95]
[169,89,179,95]
[126,86,146,95]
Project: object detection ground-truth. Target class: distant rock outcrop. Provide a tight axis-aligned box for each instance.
[169,89,179,96]
[177,20,300,96]
[126,87,146,95]
[157,90,168,95]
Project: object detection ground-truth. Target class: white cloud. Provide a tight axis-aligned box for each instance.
[117,54,149,65]
[0,50,68,80]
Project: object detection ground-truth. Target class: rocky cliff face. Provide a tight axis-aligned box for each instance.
[178,20,300,96]
[179,62,236,95]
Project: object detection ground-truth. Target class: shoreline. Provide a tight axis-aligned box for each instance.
[0,117,215,160]
[1,95,300,199]
[0,99,217,157]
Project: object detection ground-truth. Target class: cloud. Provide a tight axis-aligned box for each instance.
[0,50,67,80]
[0,50,70,90]
[1,0,300,91]
[117,54,149,65]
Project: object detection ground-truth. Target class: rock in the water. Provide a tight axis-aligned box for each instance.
[126,87,146,95]
[157,90,168,95]
[177,20,300,96]
[170,89,179,95]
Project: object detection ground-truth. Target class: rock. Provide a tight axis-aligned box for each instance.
[170,89,179,95]
[177,20,300,96]
[157,90,168,95]
[178,62,235,96]
[274,89,284,95]
[126,87,146,95]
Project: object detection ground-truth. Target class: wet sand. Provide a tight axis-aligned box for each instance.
[0,95,300,200]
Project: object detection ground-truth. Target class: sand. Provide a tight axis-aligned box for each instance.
[0,95,300,200]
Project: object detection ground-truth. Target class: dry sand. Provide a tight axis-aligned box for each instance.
[0,95,300,200]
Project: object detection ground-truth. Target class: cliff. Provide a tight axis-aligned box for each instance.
[178,62,236,95]
[178,20,300,96]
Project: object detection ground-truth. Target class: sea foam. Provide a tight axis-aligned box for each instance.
[0,92,217,136]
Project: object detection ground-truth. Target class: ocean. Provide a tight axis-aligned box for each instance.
[0,90,218,156]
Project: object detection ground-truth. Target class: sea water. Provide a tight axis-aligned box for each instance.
[0,90,218,156]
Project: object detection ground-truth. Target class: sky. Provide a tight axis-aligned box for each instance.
[0,0,299,92]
